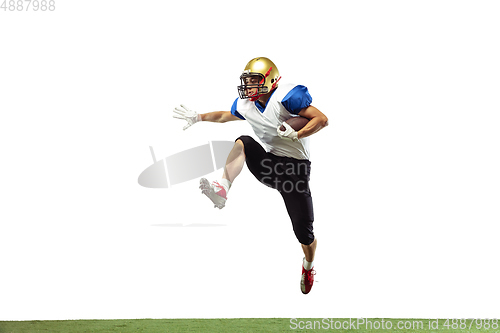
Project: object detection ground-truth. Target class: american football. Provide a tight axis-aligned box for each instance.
[280,116,310,131]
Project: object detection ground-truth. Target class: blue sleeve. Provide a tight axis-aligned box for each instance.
[281,85,312,114]
[231,97,245,120]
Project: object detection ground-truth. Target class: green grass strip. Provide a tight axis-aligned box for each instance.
[0,318,496,333]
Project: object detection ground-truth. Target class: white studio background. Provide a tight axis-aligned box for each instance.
[1,0,499,321]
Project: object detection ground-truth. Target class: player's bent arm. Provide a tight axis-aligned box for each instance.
[297,106,329,139]
[201,111,242,123]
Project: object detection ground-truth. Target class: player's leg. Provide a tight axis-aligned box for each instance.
[280,189,317,294]
[200,139,245,209]
[301,238,317,293]
[200,135,270,209]
[236,136,282,189]
[280,189,315,249]
[221,139,245,186]
[301,238,317,269]
[276,157,317,294]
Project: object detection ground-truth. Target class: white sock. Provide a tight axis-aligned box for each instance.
[220,178,232,193]
[303,258,314,271]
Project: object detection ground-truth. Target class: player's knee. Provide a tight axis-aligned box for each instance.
[235,135,252,153]
[233,138,245,156]
[297,233,315,246]
[293,221,314,245]
[235,138,244,149]
[235,135,251,145]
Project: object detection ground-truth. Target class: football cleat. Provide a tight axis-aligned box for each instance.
[199,178,227,209]
[300,264,316,294]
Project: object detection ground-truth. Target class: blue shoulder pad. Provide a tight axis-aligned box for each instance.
[281,85,312,114]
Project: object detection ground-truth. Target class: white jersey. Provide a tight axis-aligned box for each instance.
[231,83,312,160]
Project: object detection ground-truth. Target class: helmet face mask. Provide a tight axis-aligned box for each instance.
[237,72,268,100]
[237,57,281,101]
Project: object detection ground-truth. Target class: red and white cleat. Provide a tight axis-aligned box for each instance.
[199,178,227,209]
[300,264,316,294]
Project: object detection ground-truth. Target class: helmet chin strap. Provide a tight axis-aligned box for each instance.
[249,93,260,102]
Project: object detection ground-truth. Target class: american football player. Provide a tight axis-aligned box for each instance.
[173,57,328,294]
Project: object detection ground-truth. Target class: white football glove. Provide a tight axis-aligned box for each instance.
[277,122,299,142]
[173,104,201,130]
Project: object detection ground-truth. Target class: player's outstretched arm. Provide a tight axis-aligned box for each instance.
[200,111,242,123]
[297,106,329,139]
[173,105,241,130]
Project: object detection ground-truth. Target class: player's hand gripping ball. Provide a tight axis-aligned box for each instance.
[277,116,309,141]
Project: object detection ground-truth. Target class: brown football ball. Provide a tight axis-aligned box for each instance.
[280,116,310,131]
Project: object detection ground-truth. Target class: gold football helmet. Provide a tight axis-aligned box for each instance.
[237,57,281,101]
